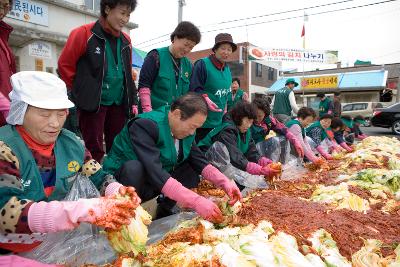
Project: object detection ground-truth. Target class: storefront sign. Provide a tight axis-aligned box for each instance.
[248,46,338,64]
[301,75,338,89]
[7,0,48,26]
[29,41,52,59]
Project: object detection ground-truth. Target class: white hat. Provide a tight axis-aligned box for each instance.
[9,71,74,109]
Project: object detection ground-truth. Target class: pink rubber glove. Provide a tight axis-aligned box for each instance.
[131,105,138,116]
[286,132,304,158]
[202,94,222,112]
[358,134,367,140]
[340,142,353,152]
[28,198,136,233]
[161,178,223,223]
[246,162,263,175]
[258,156,272,167]
[260,165,281,178]
[242,92,249,101]
[105,182,141,206]
[202,164,242,205]
[0,255,62,267]
[246,162,280,178]
[139,87,152,112]
[316,145,333,160]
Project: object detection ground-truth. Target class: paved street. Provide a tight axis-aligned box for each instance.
[361,126,400,139]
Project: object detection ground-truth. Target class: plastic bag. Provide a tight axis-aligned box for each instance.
[256,136,292,164]
[205,142,268,189]
[147,212,197,245]
[280,154,308,181]
[21,173,116,267]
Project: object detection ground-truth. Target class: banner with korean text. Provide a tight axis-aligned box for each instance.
[248,46,338,64]
[7,0,48,26]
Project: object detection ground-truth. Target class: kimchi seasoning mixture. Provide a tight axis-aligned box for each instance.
[235,190,400,259]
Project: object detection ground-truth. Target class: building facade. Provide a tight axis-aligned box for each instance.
[268,63,400,109]
[4,0,137,74]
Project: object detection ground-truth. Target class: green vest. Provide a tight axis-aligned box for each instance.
[306,121,328,140]
[202,57,232,128]
[272,87,293,116]
[250,116,273,144]
[0,126,101,208]
[103,106,195,174]
[101,37,124,105]
[149,47,192,110]
[286,119,305,138]
[199,122,251,154]
[227,88,244,112]
[319,98,332,117]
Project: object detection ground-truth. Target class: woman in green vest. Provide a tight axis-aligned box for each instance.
[198,101,281,181]
[227,78,248,112]
[305,113,338,160]
[138,21,201,112]
[250,97,304,159]
[103,93,241,223]
[190,33,236,143]
[317,93,334,117]
[285,107,324,164]
[0,72,138,253]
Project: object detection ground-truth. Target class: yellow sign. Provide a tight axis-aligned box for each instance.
[67,161,80,172]
[301,75,338,89]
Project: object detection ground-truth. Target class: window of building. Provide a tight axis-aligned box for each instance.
[255,63,262,77]
[268,67,274,81]
[85,0,100,12]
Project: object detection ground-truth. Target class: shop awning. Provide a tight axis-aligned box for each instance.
[267,69,387,94]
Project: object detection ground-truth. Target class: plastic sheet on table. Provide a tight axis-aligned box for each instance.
[280,154,308,181]
[147,212,197,245]
[21,173,116,267]
[205,142,268,189]
[256,136,292,164]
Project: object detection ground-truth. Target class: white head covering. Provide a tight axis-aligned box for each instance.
[6,71,74,125]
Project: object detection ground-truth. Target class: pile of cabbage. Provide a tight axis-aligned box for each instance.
[126,218,400,267]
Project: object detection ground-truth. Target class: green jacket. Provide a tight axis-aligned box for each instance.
[319,98,332,117]
[272,87,293,116]
[0,125,105,208]
[250,116,273,144]
[149,47,192,110]
[199,121,251,154]
[201,57,232,128]
[227,88,244,112]
[103,106,195,174]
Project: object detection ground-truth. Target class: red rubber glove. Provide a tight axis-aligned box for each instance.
[161,178,223,223]
[202,94,222,112]
[202,164,242,205]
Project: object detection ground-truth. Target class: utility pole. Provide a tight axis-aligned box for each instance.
[178,0,186,23]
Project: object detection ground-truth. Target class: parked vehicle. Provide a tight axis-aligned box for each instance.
[371,103,400,135]
[341,102,387,126]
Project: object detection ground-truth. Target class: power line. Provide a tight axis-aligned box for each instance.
[138,0,398,49]
[133,0,356,47]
